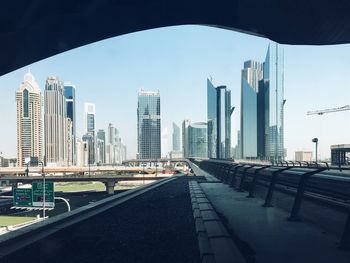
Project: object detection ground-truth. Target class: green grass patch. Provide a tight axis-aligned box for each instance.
[54,182,136,193]
[55,182,106,192]
[0,216,37,227]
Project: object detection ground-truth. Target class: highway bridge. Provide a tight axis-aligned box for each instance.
[0,166,164,176]
[1,174,170,194]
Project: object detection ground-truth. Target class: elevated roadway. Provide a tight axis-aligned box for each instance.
[1,174,170,194]
[0,166,163,176]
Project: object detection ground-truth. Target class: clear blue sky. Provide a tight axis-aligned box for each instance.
[0,25,349,160]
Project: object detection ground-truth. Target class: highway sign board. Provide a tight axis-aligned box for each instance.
[32,181,55,208]
[13,188,32,207]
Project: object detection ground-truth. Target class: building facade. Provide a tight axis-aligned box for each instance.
[16,72,43,167]
[172,122,180,151]
[241,60,263,159]
[207,79,232,159]
[295,151,312,162]
[187,122,208,158]
[262,43,285,162]
[84,103,96,164]
[182,119,190,158]
[137,89,161,159]
[96,129,106,164]
[64,83,76,165]
[44,76,72,166]
[239,43,285,162]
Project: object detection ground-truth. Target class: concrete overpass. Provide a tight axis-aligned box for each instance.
[0,166,164,176]
[1,174,170,194]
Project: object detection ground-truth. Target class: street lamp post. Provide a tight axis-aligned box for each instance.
[38,161,45,219]
[312,138,318,164]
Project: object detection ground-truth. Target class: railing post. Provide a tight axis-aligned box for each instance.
[229,164,244,187]
[262,167,292,207]
[247,166,270,198]
[225,164,238,184]
[223,164,232,184]
[288,168,327,221]
[237,165,253,192]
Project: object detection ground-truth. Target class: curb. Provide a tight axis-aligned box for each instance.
[189,180,246,263]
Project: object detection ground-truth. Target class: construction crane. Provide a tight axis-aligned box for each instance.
[307,105,350,115]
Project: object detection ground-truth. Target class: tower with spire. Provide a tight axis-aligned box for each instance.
[16,71,43,167]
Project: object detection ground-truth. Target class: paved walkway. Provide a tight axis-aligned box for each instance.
[192,164,350,263]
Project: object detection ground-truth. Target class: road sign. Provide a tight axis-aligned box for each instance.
[13,188,32,207]
[32,181,55,208]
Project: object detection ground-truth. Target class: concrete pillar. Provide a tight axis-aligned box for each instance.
[105,180,116,194]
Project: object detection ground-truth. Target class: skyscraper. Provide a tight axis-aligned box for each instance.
[187,122,208,158]
[64,83,76,165]
[84,103,96,164]
[239,43,285,161]
[137,89,161,159]
[44,76,72,166]
[182,119,190,158]
[16,72,43,167]
[262,43,285,161]
[97,129,106,164]
[172,122,180,151]
[207,79,233,159]
[240,60,263,159]
[106,123,115,164]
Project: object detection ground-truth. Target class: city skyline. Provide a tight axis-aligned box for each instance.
[0,25,349,160]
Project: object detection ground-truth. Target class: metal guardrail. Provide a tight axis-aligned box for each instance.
[193,159,350,250]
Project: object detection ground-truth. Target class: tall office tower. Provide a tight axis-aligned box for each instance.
[64,83,76,165]
[121,144,127,162]
[240,60,263,159]
[84,103,96,164]
[182,119,190,158]
[187,122,208,158]
[137,89,161,159]
[115,128,123,164]
[207,79,233,159]
[16,72,43,167]
[44,76,71,166]
[96,129,106,164]
[106,123,115,164]
[172,122,180,151]
[262,43,285,162]
[235,130,242,159]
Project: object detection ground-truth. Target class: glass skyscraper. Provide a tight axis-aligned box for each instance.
[44,76,72,166]
[137,89,161,159]
[172,122,180,151]
[241,60,263,159]
[64,83,76,165]
[188,122,208,158]
[207,79,232,159]
[262,43,285,161]
[97,129,106,164]
[84,103,96,164]
[239,43,285,162]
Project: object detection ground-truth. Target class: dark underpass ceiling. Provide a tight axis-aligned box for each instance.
[1,0,350,76]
